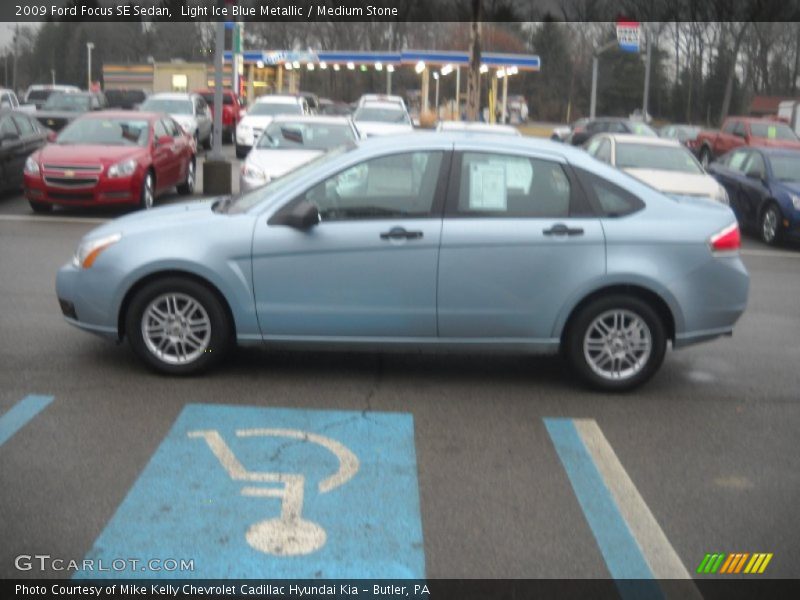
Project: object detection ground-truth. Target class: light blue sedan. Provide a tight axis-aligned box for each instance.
[56,133,749,391]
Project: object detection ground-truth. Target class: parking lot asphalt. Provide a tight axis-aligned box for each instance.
[0,145,798,582]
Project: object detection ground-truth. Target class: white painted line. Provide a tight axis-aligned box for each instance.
[740,248,800,259]
[573,419,702,596]
[0,214,108,225]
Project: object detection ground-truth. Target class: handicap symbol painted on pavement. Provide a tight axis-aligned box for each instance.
[77,404,424,578]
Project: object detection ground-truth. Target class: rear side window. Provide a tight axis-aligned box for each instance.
[575,168,644,217]
[12,114,33,135]
[722,121,738,134]
[455,152,572,218]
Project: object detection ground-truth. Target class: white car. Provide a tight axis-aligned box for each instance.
[239,115,359,192]
[436,121,521,136]
[356,94,407,111]
[352,101,414,137]
[139,93,213,149]
[586,134,729,203]
[23,84,80,110]
[235,95,308,158]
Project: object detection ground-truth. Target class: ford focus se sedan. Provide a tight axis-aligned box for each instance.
[24,111,196,213]
[56,133,749,391]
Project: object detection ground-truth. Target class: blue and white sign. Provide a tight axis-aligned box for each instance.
[77,404,425,578]
[616,21,641,53]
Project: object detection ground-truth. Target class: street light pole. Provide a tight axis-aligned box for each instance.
[590,40,618,119]
[433,72,440,119]
[642,24,652,121]
[86,42,94,90]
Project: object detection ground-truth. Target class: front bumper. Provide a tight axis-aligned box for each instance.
[25,172,141,208]
[56,262,120,339]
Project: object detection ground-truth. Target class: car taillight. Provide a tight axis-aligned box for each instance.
[709,222,741,253]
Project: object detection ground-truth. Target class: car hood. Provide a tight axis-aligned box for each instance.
[36,144,146,166]
[246,149,323,178]
[87,199,222,240]
[356,121,414,136]
[240,115,275,128]
[773,180,800,196]
[623,168,720,196]
[751,137,800,149]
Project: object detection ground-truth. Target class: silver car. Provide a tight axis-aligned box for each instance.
[240,115,359,192]
[140,93,213,149]
[56,133,749,391]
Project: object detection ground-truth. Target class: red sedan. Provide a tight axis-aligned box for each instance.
[24,111,196,213]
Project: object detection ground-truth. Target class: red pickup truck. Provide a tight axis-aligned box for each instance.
[694,117,800,167]
[194,89,245,143]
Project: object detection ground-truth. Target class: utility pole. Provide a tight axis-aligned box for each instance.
[465,0,482,121]
[642,24,652,121]
[590,40,617,119]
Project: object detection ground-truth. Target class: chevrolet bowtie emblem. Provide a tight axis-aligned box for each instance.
[64,170,75,177]
[47,120,54,126]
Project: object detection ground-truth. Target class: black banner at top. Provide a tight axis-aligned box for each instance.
[3,0,800,23]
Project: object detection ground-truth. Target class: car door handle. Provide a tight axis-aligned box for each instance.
[380,227,423,240]
[543,223,584,236]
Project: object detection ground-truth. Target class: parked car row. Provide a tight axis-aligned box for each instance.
[554,113,800,247]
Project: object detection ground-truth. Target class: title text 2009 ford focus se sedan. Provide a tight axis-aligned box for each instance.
[56,133,749,391]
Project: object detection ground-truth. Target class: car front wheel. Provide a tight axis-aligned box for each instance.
[759,203,782,245]
[699,146,712,168]
[176,158,195,195]
[125,277,232,375]
[565,295,667,392]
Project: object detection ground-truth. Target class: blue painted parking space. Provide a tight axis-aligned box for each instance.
[0,395,53,447]
[78,404,425,578]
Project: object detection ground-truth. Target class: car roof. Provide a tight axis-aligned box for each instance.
[80,110,161,120]
[255,95,302,104]
[357,101,406,110]
[270,115,352,125]
[604,134,682,147]
[147,93,196,100]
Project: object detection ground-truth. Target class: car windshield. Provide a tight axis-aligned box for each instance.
[227,145,353,214]
[27,90,54,102]
[106,90,146,107]
[353,107,410,124]
[768,154,800,181]
[56,118,150,146]
[629,122,658,137]
[256,122,354,150]
[616,143,704,174]
[674,126,700,141]
[43,93,90,112]
[140,98,193,115]
[199,93,234,106]
[248,102,303,116]
[750,122,798,141]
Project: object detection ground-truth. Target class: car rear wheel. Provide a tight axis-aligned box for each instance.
[176,158,195,195]
[139,172,154,210]
[203,129,212,150]
[565,295,666,392]
[125,277,232,375]
[759,203,782,246]
[29,200,52,214]
[235,144,248,159]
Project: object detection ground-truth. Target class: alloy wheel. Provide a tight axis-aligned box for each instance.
[583,309,653,381]
[141,293,211,365]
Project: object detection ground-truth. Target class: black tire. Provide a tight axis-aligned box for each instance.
[176,157,195,196]
[203,130,212,150]
[125,277,233,375]
[29,200,52,214]
[139,171,155,210]
[759,202,782,246]
[564,295,667,392]
[235,144,249,159]
[224,127,234,144]
[699,146,712,168]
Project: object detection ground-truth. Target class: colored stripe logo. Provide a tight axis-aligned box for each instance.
[696,552,773,574]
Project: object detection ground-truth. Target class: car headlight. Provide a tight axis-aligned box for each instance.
[107,158,137,178]
[790,193,800,211]
[715,185,729,205]
[24,156,40,175]
[241,162,267,181]
[72,232,122,269]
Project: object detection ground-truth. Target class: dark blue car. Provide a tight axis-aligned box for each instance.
[708,147,800,245]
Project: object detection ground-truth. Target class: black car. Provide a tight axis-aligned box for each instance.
[0,109,50,192]
[33,91,108,133]
[568,117,658,146]
[104,88,148,110]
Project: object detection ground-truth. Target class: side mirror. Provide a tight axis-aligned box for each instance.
[1,131,20,143]
[155,134,173,147]
[269,200,321,230]
[745,168,764,181]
